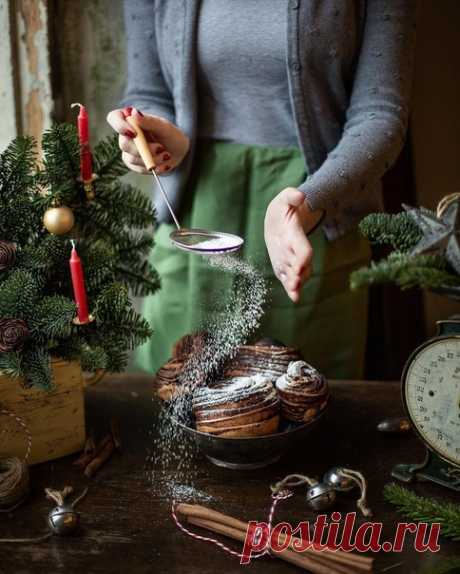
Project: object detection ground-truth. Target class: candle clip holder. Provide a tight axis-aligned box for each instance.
[73,314,95,326]
[79,174,98,202]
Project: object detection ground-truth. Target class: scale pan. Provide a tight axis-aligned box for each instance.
[170,228,244,255]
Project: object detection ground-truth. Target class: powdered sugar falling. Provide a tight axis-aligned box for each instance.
[148,253,268,496]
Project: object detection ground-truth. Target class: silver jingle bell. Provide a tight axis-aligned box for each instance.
[306,482,336,512]
[323,467,355,493]
[48,504,79,536]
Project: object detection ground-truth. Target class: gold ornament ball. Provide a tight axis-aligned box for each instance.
[43,206,75,235]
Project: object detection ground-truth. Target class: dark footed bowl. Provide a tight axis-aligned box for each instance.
[171,401,328,470]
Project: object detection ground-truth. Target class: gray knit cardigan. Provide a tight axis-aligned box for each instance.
[122,0,416,240]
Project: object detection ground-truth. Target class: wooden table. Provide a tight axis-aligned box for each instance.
[1,375,459,574]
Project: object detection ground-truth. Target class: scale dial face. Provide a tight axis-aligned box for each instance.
[403,336,460,467]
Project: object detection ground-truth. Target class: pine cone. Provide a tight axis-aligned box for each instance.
[0,241,17,271]
[0,318,29,352]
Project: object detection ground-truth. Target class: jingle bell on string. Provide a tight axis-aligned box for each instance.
[47,503,79,536]
[43,206,75,235]
[323,467,356,492]
[305,482,336,512]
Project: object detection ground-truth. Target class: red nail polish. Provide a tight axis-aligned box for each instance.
[122,106,133,118]
[156,146,165,154]
[125,130,136,138]
[163,153,171,161]
[164,165,171,172]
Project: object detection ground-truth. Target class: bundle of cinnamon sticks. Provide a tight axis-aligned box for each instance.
[175,503,374,574]
[73,420,121,478]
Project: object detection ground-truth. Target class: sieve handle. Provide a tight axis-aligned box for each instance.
[126,115,156,171]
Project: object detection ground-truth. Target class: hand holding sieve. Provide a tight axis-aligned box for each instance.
[126,115,244,255]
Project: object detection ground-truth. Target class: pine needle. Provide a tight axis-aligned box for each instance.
[384,483,460,541]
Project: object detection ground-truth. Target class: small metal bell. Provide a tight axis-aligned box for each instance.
[305,482,336,512]
[377,417,411,434]
[323,467,355,492]
[47,504,79,536]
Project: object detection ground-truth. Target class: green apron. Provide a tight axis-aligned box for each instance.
[136,140,371,379]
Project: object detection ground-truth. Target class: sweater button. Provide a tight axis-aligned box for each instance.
[290,0,299,9]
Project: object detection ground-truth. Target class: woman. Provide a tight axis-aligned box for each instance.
[108,0,416,379]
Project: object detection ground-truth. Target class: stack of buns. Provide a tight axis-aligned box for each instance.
[154,334,330,437]
[192,374,280,437]
[223,338,302,381]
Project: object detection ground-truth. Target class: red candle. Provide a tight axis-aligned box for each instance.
[71,102,93,182]
[69,241,90,324]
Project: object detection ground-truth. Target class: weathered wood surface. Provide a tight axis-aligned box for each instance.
[0,0,53,152]
[1,375,458,574]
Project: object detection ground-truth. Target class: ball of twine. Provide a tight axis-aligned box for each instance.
[0,408,32,512]
[0,458,29,511]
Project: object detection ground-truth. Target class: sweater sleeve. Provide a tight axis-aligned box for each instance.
[121,0,175,123]
[298,0,416,217]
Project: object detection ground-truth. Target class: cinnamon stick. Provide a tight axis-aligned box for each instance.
[187,516,353,574]
[83,437,115,478]
[110,419,122,451]
[76,419,122,476]
[176,503,373,571]
[73,436,96,468]
[74,434,111,469]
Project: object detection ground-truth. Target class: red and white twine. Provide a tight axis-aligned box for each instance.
[0,408,32,462]
[171,490,293,561]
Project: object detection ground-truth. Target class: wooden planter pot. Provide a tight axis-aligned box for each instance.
[0,358,103,465]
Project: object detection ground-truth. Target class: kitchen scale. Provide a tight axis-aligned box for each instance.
[392,319,460,491]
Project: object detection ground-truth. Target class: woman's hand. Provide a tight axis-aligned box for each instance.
[107,107,190,175]
[264,187,323,303]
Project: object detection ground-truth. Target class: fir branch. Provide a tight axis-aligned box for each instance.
[93,134,128,183]
[19,235,69,273]
[93,282,130,323]
[115,261,160,296]
[80,345,108,372]
[29,295,76,342]
[0,136,36,200]
[40,123,81,204]
[0,351,22,379]
[116,307,152,349]
[359,212,423,252]
[384,483,460,541]
[79,243,116,293]
[95,182,155,227]
[0,269,41,319]
[117,232,154,258]
[21,347,53,388]
[85,262,114,293]
[52,336,84,364]
[0,136,39,242]
[350,252,460,291]
[75,201,127,242]
[105,349,129,372]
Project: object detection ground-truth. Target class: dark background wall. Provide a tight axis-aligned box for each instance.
[411,0,460,335]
